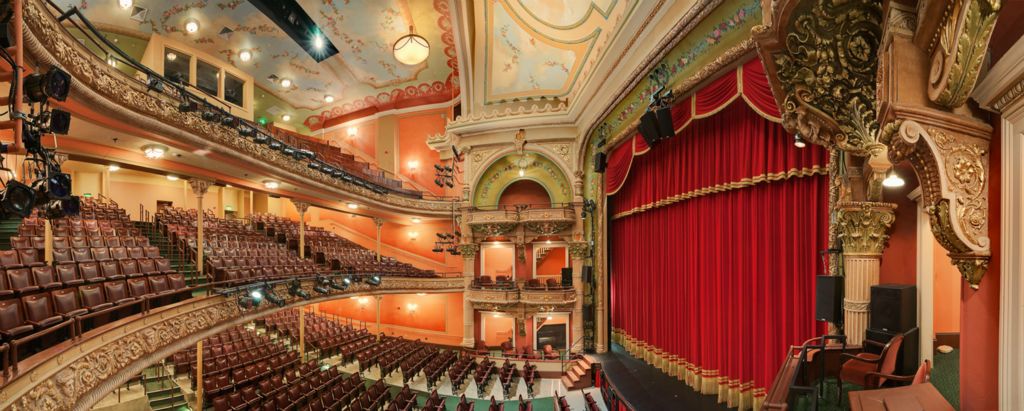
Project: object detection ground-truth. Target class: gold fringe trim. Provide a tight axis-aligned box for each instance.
[611,166,828,219]
[611,329,758,410]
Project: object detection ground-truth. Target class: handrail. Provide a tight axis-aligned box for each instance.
[471,203,576,211]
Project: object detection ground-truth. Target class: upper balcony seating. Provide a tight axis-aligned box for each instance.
[261,310,375,360]
[0,199,192,374]
[251,213,438,278]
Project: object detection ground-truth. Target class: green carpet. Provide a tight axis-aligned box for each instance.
[932,349,959,410]
[343,370,556,411]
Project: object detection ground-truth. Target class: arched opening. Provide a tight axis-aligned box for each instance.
[498,179,553,207]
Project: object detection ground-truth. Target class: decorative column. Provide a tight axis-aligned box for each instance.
[458,243,480,348]
[189,179,213,278]
[43,219,52,264]
[298,309,306,359]
[569,241,589,353]
[836,202,896,345]
[374,218,384,262]
[292,201,310,258]
[374,295,383,334]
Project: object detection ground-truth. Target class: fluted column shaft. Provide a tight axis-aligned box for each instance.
[837,202,896,345]
[459,243,479,348]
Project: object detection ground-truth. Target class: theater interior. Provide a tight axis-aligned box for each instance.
[0,0,1018,410]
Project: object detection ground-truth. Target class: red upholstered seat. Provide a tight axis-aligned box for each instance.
[31,266,62,290]
[0,300,34,340]
[7,268,39,295]
[51,289,88,319]
[22,294,63,329]
[79,284,113,312]
[840,334,905,389]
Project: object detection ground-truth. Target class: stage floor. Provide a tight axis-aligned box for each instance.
[594,344,730,411]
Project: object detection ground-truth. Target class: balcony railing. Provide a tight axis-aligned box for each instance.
[465,280,577,306]
[466,203,577,236]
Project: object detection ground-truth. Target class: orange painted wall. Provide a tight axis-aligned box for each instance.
[397,111,446,196]
[482,244,515,278]
[536,247,567,276]
[879,163,918,285]
[959,118,1000,411]
[482,315,515,347]
[932,236,961,335]
[498,179,552,206]
[317,292,464,346]
[320,120,377,163]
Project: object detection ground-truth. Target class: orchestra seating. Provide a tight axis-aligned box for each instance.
[261,309,375,359]
[0,199,192,371]
[156,208,324,284]
[252,213,437,278]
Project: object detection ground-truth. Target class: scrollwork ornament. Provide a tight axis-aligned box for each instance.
[568,241,591,260]
[457,243,480,260]
[928,0,1002,108]
[836,202,897,255]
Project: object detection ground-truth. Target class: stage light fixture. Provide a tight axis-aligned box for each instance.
[201,111,218,122]
[794,133,807,148]
[147,75,164,93]
[328,276,347,291]
[254,134,270,144]
[366,275,381,286]
[46,172,72,200]
[288,279,310,299]
[221,116,239,127]
[268,140,283,150]
[308,162,321,171]
[239,125,256,137]
[313,280,330,295]
[282,147,296,157]
[24,67,71,102]
[0,180,36,218]
[250,288,264,302]
[298,149,315,159]
[264,288,285,307]
[178,100,198,113]
[48,109,72,135]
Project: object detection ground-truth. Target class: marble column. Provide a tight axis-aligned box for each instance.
[292,200,310,258]
[458,243,480,348]
[837,202,896,345]
[189,179,213,278]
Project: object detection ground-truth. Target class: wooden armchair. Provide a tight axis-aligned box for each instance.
[865,359,931,388]
[837,333,904,403]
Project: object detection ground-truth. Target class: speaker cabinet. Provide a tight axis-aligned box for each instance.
[561,267,573,287]
[638,110,661,147]
[582,266,594,284]
[594,152,607,173]
[870,284,917,333]
[865,327,920,376]
[654,106,675,138]
[815,275,844,323]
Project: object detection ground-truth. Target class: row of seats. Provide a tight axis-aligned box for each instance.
[262,310,375,359]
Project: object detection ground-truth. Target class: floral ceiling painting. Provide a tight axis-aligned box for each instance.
[485,0,635,104]
[55,0,457,128]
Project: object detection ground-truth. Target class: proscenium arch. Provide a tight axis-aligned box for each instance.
[473,152,573,207]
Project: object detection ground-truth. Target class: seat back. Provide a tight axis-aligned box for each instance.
[79,284,108,307]
[52,289,83,315]
[17,248,41,265]
[104,281,130,301]
[127,278,150,297]
[876,334,906,385]
[52,248,74,263]
[148,276,169,293]
[79,262,102,281]
[118,260,139,276]
[56,264,81,283]
[72,247,93,262]
[912,359,931,385]
[0,250,20,267]
[32,266,58,286]
[100,261,120,278]
[0,299,26,331]
[22,293,55,322]
[7,268,34,290]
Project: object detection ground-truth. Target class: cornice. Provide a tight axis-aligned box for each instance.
[20,0,454,216]
[974,33,1024,114]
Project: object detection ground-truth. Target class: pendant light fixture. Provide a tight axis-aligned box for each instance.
[393,26,429,65]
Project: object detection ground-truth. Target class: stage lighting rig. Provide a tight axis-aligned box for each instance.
[264,286,286,307]
[433,163,456,188]
[313,277,330,295]
[366,275,381,286]
[637,64,675,147]
[287,279,310,300]
[23,67,71,103]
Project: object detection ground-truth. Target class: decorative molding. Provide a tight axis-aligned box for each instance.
[456,243,480,260]
[447,101,569,129]
[926,0,1002,108]
[19,0,454,216]
[836,202,897,256]
[568,241,590,260]
[291,200,310,214]
[0,277,463,411]
[187,178,213,198]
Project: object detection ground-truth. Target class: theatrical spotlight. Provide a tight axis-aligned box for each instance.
[314,277,330,295]
[288,279,310,299]
[268,140,283,150]
[146,74,164,93]
[253,133,270,145]
[308,162,321,171]
[239,125,257,137]
[23,66,71,102]
[178,99,198,113]
[201,110,219,122]
[328,275,348,291]
[0,180,37,218]
[47,109,72,135]
[366,275,381,286]
[221,115,240,128]
[42,196,80,219]
[264,287,286,307]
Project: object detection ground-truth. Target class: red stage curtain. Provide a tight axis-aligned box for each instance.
[609,99,829,405]
[605,59,784,195]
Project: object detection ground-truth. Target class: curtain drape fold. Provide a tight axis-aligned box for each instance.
[608,60,828,409]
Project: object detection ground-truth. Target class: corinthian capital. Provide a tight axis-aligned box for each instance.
[188,178,214,198]
[457,243,480,260]
[291,200,310,214]
[837,202,897,256]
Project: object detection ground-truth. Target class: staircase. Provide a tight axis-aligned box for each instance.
[142,366,191,411]
[134,221,204,290]
[560,355,595,390]
[0,218,22,250]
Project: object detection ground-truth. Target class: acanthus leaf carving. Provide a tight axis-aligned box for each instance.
[927,0,1002,108]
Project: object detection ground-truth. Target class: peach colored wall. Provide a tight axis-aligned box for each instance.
[498,180,552,206]
[397,111,446,196]
[880,164,919,285]
[482,315,515,347]
[482,245,515,278]
[316,208,458,267]
[536,247,567,276]
[106,171,192,219]
[959,117,1000,411]
[321,120,377,162]
[932,237,961,335]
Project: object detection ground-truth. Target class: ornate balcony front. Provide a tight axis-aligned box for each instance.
[466,205,577,237]
[465,284,577,311]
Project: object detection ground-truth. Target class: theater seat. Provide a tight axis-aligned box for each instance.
[79,284,114,312]
[22,294,63,329]
[0,270,14,298]
[126,278,152,299]
[100,261,124,281]
[103,281,136,305]
[0,300,34,340]
[56,264,85,286]
[31,266,62,290]
[17,249,45,268]
[7,268,40,295]
[51,289,88,319]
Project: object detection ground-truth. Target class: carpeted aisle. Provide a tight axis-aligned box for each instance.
[932,348,959,410]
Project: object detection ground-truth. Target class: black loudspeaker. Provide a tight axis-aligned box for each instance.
[865,327,920,376]
[870,284,917,333]
[638,110,661,147]
[583,307,595,322]
[582,266,594,284]
[815,275,844,323]
[561,268,573,287]
[654,106,675,138]
[594,152,607,173]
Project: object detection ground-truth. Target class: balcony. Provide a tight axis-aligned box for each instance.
[466,204,577,237]
[465,280,577,309]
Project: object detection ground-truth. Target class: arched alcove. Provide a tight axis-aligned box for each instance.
[498,179,553,206]
[473,152,572,207]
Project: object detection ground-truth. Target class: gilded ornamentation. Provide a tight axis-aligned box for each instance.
[886,119,991,287]
[471,222,518,237]
[523,221,572,236]
[569,241,590,260]
[291,200,310,214]
[836,202,896,255]
[456,243,480,260]
[927,0,1002,108]
[188,178,213,198]
[763,0,883,153]
[19,0,454,215]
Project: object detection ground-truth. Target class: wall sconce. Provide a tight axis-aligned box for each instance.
[408,231,419,240]
[406,303,418,312]
[407,160,419,172]
[347,127,358,138]
[357,297,368,305]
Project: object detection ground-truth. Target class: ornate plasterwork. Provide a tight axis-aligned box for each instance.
[568,241,591,260]
[0,276,463,410]
[188,178,213,198]
[471,222,519,237]
[457,243,480,260]
[523,221,573,236]
[757,0,883,154]
[836,202,897,255]
[886,120,991,287]
[466,289,577,309]
[926,0,1002,108]
[472,152,572,207]
[447,101,569,129]
[20,0,454,216]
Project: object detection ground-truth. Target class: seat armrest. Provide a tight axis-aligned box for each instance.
[0,325,35,339]
[12,319,74,366]
[15,285,40,294]
[840,352,881,364]
[61,308,89,319]
[63,279,85,286]
[87,302,114,312]
[28,316,63,329]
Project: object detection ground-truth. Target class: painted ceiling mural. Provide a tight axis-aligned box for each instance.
[484,0,636,104]
[56,0,458,130]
